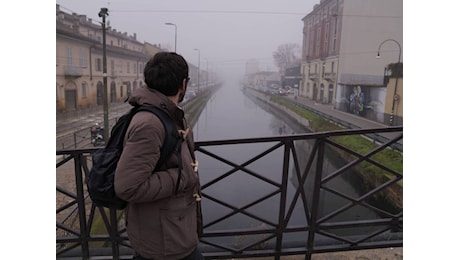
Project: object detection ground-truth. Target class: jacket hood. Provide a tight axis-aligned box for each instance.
[128,86,179,118]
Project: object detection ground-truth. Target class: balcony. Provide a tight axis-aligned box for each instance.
[56,127,403,259]
[64,66,83,78]
[324,72,337,82]
[308,73,318,81]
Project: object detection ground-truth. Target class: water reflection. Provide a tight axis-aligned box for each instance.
[193,80,293,141]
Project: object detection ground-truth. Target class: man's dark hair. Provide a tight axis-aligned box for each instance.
[144,52,189,96]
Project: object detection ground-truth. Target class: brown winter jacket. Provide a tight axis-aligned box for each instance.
[114,86,201,259]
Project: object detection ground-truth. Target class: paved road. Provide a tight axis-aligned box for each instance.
[56,102,131,150]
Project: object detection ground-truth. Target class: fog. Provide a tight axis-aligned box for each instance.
[55,0,316,80]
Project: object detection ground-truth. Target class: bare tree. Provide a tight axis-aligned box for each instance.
[272,43,300,71]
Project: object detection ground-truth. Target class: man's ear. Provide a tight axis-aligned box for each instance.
[180,78,187,91]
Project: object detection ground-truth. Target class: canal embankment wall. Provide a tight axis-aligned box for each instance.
[244,88,313,131]
[242,87,402,212]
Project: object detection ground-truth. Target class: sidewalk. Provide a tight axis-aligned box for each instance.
[291,96,388,128]
[285,95,402,143]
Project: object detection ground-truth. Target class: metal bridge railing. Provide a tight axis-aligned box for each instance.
[56,126,403,259]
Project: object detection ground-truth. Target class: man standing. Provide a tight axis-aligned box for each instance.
[114,52,203,260]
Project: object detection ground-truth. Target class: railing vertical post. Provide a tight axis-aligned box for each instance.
[305,139,325,260]
[110,209,121,259]
[275,140,292,259]
[74,152,90,259]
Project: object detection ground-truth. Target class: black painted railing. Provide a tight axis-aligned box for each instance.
[56,127,403,259]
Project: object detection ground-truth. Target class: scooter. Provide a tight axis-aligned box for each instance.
[90,123,105,147]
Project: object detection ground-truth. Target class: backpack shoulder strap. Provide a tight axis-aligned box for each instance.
[106,107,139,149]
[135,105,181,171]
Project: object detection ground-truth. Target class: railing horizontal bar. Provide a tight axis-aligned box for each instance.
[318,218,402,229]
[194,127,402,148]
[201,227,278,237]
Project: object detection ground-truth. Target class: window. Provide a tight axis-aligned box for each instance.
[309,34,314,57]
[134,62,137,74]
[127,62,130,73]
[331,62,335,73]
[111,60,115,74]
[316,28,321,56]
[96,58,102,71]
[81,82,87,98]
[120,85,124,97]
[66,46,72,67]
[80,48,87,68]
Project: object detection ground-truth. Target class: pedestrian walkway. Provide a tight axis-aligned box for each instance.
[284,95,402,145]
[291,96,388,128]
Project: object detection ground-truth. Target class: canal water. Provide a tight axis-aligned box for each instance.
[192,79,380,247]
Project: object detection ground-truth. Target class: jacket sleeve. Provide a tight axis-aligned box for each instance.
[114,111,181,203]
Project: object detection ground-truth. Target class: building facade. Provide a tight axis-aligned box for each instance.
[299,0,403,125]
[282,65,301,95]
[56,5,164,114]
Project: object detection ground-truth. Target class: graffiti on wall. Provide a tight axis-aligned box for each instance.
[349,86,364,115]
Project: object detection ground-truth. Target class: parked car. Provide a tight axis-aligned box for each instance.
[277,88,287,96]
[183,90,197,101]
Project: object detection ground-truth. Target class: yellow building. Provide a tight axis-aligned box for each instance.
[56,5,164,114]
[385,76,403,126]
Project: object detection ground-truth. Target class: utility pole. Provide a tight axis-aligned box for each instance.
[194,48,200,93]
[99,8,109,140]
[165,23,177,52]
[376,39,401,126]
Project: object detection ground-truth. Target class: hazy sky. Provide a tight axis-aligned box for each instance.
[56,0,317,79]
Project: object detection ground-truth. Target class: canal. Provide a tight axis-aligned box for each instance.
[192,79,381,248]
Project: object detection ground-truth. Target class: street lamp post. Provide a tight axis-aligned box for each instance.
[376,39,401,126]
[194,48,200,93]
[98,7,110,140]
[165,23,177,52]
[204,58,208,88]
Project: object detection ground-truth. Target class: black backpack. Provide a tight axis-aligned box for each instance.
[87,105,181,210]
